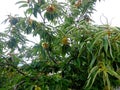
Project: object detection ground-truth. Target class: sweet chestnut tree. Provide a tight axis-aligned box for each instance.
[0,0,120,90]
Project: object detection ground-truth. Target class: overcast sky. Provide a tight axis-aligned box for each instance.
[0,0,120,31]
[92,0,120,26]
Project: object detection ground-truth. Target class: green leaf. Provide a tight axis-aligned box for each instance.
[107,69,120,80]
[25,8,33,14]
[78,42,85,57]
[44,12,58,21]
[19,4,28,8]
[7,37,17,49]
[15,1,27,4]
[85,66,100,89]
[26,26,32,34]
[103,71,111,89]
[90,30,107,49]
[103,36,109,54]
[89,55,97,69]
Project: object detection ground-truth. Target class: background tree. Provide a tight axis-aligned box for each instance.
[0,0,120,90]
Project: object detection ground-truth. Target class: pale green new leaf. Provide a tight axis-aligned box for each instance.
[107,69,120,80]
[85,66,100,89]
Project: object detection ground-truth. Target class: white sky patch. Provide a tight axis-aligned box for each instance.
[0,0,25,31]
[92,0,120,26]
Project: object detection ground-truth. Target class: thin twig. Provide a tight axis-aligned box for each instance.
[14,80,25,90]
[46,50,57,64]
[38,10,46,24]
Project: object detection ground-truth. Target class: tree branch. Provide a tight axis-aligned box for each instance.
[46,50,57,64]
[13,80,25,90]
[0,62,27,76]
[38,10,46,24]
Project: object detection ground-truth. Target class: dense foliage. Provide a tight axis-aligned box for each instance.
[0,0,120,90]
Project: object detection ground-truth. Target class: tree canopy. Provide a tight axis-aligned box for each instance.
[0,0,120,90]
